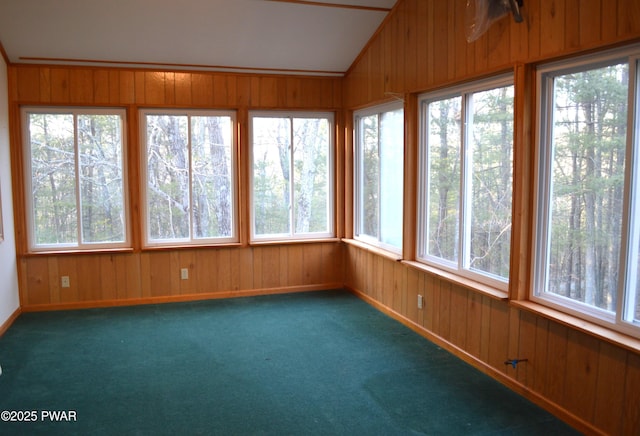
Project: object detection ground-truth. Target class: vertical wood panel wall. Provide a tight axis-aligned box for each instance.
[343,1,640,435]
[8,66,344,310]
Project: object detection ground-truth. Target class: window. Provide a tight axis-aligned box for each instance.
[417,76,514,290]
[533,46,640,337]
[141,110,237,246]
[23,108,128,251]
[354,102,404,252]
[250,112,334,241]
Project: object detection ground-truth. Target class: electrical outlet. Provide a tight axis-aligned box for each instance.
[180,268,189,280]
[61,276,70,288]
[417,294,423,309]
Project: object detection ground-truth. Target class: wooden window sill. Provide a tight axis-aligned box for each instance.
[342,238,403,262]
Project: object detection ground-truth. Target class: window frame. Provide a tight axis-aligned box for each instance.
[140,108,239,248]
[248,110,335,242]
[353,101,404,254]
[416,74,515,292]
[531,45,640,339]
[22,106,130,252]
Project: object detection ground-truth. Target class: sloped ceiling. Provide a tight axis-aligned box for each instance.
[0,0,397,76]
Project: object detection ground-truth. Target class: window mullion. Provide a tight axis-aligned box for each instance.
[187,115,194,240]
[74,114,83,247]
[289,117,295,237]
[460,94,470,271]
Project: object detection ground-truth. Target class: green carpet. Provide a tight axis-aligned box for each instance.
[0,290,580,435]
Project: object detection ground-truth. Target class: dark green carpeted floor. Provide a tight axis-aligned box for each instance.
[0,290,581,435]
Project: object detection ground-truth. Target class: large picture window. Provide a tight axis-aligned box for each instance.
[533,46,640,337]
[141,110,237,246]
[250,112,334,241]
[23,108,128,251]
[417,76,514,290]
[354,102,404,252]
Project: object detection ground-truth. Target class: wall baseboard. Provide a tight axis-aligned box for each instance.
[0,307,21,337]
[345,285,605,436]
[20,283,344,313]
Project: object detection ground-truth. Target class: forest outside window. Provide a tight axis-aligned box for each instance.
[354,102,404,253]
[141,110,237,246]
[533,46,640,338]
[250,112,334,241]
[417,75,514,291]
[23,108,128,251]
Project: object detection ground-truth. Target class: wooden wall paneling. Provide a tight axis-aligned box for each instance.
[191,73,214,107]
[487,299,510,373]
[195,249,216,293]
[381,255,394,308]
[539,0,566,57]
[431,1,449,85]
[577,0,601,48]
[437,280,452,342]
[144,72,166,105]
[405,266,419,324]
[403,0,418,92]
[134,71,146,105]
[261,245,281,289]
[93,70,110,104]
[479,295,492,363]
[564,0,581,51]
[622,351,640,435]
[38,68,51,103]
[47,257,60,304]
[526,0,542,60]
[544,320,569,406]
[237,247,254,290]
[50,68,70,103]
[57,256,79,303]
[213,74,229,107]
[286,244,304,287]
[216,248,233,292]
[118,71,135,105]
[279,245,290,287]
[252,246,263,289]
[178,249,197,295]
[391,260,406,314]
[618,0,640,38]
[115,253,141,300]
[592,341,626,434]
[506,306,521,377]
[448,284,468,350]
[367,253,381,304]
[163,72,176,106]
[465,290,483,359]
[16,66,40,102]
[322,242,342,284]
[369,35,383,102]
[563,329,599,422]
[69,69,93,104]
[514,309,538,387]
[76,255,102,301]
[173,72,192,106]
[416,270,426,328]
[453,0,469,80]
[26,257,49,306]
[445,0,457,81]
[485,15,510,70]
[509,1,529,62]
[228,248,241,291]
[303,243,323,285]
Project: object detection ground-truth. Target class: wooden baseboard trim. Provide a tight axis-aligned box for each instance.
[345,285,606,436]
[21,283,344,312]
[0,307,22,337]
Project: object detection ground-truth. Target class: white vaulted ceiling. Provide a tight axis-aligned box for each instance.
[0,0,397,76]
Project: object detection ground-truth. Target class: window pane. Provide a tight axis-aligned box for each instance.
[427,97,461,262]
[78,114,125,244]
[293,117,330,234]
[468,86,514,280]
[360,114,379,239]
[253,117,291,236]
[191,116,233,239]
[379,108,404,247]
[546,63,628,312]
[28,113,77,245]
[146,115,190,240]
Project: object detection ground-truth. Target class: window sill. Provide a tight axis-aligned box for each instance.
[23,247,135,257]
[511,300,640,354]
[342,238,402,262]
[249,238,341,246]
[402,260,508,301]
[142,242,243,251]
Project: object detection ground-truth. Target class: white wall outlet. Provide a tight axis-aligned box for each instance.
[181,268,189,280]
[417,294,424,309]
[61,276,70,288]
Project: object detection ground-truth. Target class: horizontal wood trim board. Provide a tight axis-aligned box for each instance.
[264,0,392,12]
[345,285,606,436]
[20,284,344,313]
